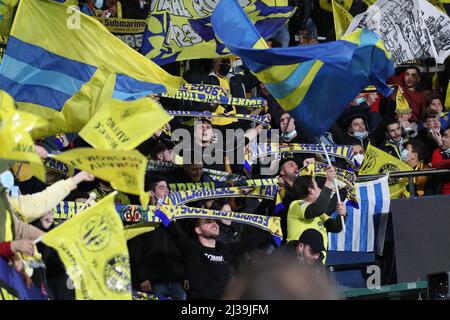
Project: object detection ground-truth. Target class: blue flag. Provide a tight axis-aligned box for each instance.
[211,0,395,137]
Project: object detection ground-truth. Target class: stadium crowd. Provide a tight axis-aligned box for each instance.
[0,0,450,300]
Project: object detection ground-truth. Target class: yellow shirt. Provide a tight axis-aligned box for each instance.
[286,199,329,250]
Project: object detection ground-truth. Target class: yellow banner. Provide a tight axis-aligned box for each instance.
[332,0,353,40]
[247,143,356,165]
[158,205,283,240]
[143,0,295,64]
[42,193,132,300]
[0,91,47,181]
[52,148,149,206]
[79,97,172,150]
[51,201,282,240]
[165,185,279,206]
[359,144,413,199]
[44,157,78,177]
[168,178,278,192]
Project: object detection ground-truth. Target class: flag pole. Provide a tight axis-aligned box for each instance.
[321,142,346,232]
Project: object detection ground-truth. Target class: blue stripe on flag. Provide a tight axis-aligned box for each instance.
[345,205,353,251]
[0,74,72,111]
[265,60,315,99]
[0,36,96,111]
[3,37,96,82]
[1,56,86,97]
[359,186,369,251]
[373,181,383,241]
[113,74,167,100]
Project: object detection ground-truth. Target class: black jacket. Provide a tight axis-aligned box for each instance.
[166,220,273,300]
[128,226,186,288]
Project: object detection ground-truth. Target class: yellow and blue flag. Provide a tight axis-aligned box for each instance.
[142,0,295,65]
[0,0,181,138]
[211,0,394,137]
[42,192,132,300]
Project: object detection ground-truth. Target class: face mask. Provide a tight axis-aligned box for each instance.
[0,170,14,190]
[355,97,366,105]
[353,130,369,140]
[217,63,230,76]
[444,147,450,155]
[95,0,104,8]
[401,148,409,162]
[282,130,297,141]
[354,153,364,166]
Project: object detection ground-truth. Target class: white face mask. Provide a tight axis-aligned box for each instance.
[444,147,450,155]
[354,153,364,166]
[282,130,297,141]
[401,148,409,162]
[353,130,369,140]
[0,170,14,190]
[95,0,104,8]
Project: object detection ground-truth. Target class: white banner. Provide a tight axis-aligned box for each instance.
[346,0,450,65]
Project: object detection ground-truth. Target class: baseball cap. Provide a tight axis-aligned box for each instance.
[298,229,325,253]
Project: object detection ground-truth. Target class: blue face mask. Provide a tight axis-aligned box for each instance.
[95,0,104,8]
[353,130,369,140]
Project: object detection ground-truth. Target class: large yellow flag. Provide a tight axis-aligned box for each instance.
[0,0,181,138]
[359,144,413,199]
[0,91,46,181]
[79,97,172,150]
[332,0,353,40]
[42,192,132,300]
[52,148,149,206]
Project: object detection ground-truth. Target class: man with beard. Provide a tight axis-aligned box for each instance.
[381,119,407,159]
[398,65,428,123]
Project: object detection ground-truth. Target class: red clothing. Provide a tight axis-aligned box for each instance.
[391,73,428,123]
[402,88,428,123]
[431,148,450,195]
[0,242,14,258]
